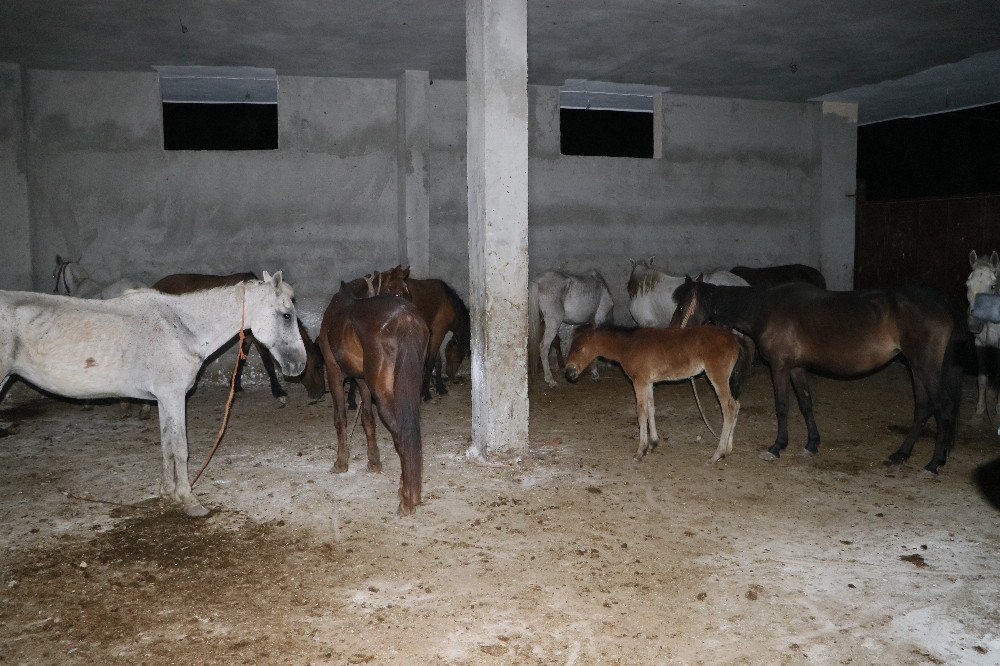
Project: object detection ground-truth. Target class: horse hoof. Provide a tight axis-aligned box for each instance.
[545,380,557,388]
[396,503,415,517]
[332,462,349,474]
[184,503,211,518]
[921,465,940,477]
[800,448,816,458]
[367,462,383,473]
[632,453,644,463]
[758,451,778,461]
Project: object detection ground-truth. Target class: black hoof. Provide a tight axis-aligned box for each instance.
[437,387,449,397]
[885,452,908,466]
[923,461,942,475]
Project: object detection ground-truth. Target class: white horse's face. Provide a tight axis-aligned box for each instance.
[247,271,307,376]
[52,256,89,294]
[966,264,997,310]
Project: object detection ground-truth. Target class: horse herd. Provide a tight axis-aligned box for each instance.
[0,252,995,519]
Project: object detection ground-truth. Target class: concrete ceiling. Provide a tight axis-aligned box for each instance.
[3,1,1000,122]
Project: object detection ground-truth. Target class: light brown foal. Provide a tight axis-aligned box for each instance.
[565,326,750,464]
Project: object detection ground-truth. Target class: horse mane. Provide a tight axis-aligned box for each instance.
[627,270,660,298]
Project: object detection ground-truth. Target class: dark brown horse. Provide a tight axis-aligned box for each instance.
[316,283,429,515]
[669,277,963,473]
[152,272,325,402]
[388,266,470,399]
[730,264,827,289]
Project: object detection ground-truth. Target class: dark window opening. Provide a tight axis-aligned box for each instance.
[560,108,654,158]
[162,102,277,151]
[857,102,1000,200]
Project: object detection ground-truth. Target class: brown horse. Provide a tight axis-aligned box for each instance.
[565,326,751,464]
[152,272,325,402]
[730,264,827,289]
[316,282,429,515]
[669,277,963,473]
[338,266,471,405]
[389,266,470,399]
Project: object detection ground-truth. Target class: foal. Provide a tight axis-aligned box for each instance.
[565,326,751,464]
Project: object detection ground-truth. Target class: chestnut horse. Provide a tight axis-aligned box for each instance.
[152,272,325,403]
[337,267,471,406]
[316,280,429,515]
[383,266,470,399]
[670,277,963,473]
[565,326,751,464]
[730,263,827,289]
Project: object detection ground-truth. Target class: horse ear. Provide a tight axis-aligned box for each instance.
[684,274,693,283]
[628,258,636,268]
[271,270,283,286]
[970,251,979,268]
[401,266,411,280]
[695,273,705,282]
[991,251,999,269]
[648,256,655,266]
[56,254,63,264]
[262,270,273,283]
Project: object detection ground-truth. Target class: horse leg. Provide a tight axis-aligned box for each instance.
[632,381,656,461]
[253,336,289,406]
[157,394,208,517]
[346,378,358,411]
[326,365,351,473]
[705,369,738,463]
[789,368,821,456]
[974,343,989,416]
[372,383,422,515]
[233,334,253,393]
[763,364,793,460]
[433,352,448,396]
[356,380,382,473]
[887,373,932,466]
[539,315,561,387]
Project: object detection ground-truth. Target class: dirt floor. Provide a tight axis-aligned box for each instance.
[1,362,998,665]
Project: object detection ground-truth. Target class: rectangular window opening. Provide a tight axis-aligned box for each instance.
[157,66,278,151]
[559,80,665,159]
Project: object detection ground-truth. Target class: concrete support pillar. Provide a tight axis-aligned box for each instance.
[0,63,33,290]
[396,69,430,278]
[818,101,859,290]
[465,0,529,458]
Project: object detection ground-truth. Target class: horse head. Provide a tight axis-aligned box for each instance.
[564,326,599,382]
[669,277,709,328]
[363,265,411,299]
[966,250,999,316]
[53,255,87,295]
[626,257,658,298]
[245,271,307,377]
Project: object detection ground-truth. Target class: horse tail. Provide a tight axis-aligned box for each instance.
[729,334,753,400]
[442,281,471,357]
[393,322,426,509]
[528,280,540,374]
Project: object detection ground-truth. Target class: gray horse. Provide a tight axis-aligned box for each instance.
[0,271,306,516]
[528,269,613,387]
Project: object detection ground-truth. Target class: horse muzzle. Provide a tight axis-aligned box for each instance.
[968,314,985,335]
[275,345,307,377]
[564,366,581,382]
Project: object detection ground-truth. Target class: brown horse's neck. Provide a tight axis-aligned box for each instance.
[583,328,632,364]
[701,286,760,336]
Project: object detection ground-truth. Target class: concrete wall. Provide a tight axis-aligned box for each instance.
[1,68,856,381]
[430,84,842,320]
[24,70,398,301]
[0,63,32,290]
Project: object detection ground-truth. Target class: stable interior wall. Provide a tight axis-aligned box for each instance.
[23,70,399,304]
[4,68,856,374]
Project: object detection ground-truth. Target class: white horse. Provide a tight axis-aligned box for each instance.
[53,255,146,299]
[966,250,1000,418]
[627,257,749,326]
[0,271,306,517]
[528,269,614,387]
